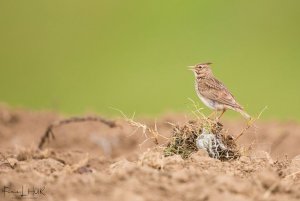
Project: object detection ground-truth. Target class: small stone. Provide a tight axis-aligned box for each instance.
[110,159,136,176]
[171,169,189,182]
[250,151,273,164]
[239,156,251,164]
[288,155,300,179]
[256,169,279,189]
[290,155,300,173]
[189,150,210,161]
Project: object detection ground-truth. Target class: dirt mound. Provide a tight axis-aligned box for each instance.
[1,105,300,201]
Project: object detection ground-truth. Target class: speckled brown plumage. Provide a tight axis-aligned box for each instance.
[189,62,250,120]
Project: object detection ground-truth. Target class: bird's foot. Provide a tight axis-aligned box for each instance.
[246,117,254,126]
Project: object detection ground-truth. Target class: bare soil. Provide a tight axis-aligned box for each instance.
[0,105,300,201]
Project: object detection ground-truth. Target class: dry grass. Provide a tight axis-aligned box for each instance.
[111,108,170,148]
[164,119,240,160]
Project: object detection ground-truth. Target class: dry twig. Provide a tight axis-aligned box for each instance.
[38,116,117,149]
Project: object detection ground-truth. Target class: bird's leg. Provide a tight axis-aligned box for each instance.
[208,111,217,120]
[217,109,226,121]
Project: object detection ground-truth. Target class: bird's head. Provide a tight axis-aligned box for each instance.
[188,62,213,77]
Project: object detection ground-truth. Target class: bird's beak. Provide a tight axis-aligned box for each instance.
[187,66,195,71]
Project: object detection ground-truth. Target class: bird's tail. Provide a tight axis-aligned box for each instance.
[235,108,251,120]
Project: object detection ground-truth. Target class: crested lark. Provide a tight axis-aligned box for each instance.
[189,62,251,120]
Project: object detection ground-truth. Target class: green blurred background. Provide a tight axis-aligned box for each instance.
[0,0,299,119]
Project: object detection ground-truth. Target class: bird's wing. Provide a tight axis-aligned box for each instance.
[199,77,243,109]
